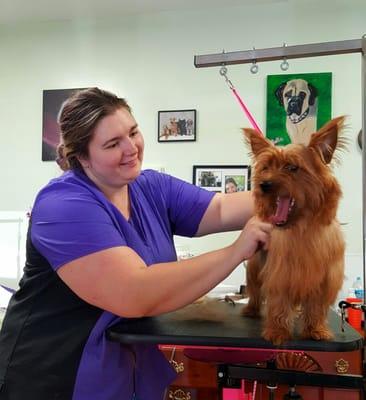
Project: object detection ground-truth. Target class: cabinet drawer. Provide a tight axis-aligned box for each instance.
[306,349,362,375]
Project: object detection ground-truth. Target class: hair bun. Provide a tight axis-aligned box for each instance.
[56,143,69,171]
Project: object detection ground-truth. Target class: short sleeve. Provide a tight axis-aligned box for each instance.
[145,171,215,237]
[31,181,126,270]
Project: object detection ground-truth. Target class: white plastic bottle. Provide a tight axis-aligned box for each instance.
[353,276,364,299]
[347,287,356,299]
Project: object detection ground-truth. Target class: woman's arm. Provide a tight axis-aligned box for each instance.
[57,215,271,318]
[196,191,255,236]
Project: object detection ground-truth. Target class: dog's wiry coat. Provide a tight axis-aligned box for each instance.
[242,117,346,345]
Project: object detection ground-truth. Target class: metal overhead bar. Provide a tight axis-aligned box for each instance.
[194,38,363,67]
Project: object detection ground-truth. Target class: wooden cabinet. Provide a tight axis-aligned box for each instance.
[160,346,363,400]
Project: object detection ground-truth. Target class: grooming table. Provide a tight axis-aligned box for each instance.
[107,305,365,397]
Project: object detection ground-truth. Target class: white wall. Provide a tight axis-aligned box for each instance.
[0,0,365,292]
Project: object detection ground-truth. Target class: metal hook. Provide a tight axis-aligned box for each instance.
[219,49,229,78]
[250,61,259,74]
[280,43,289,71]
[219,65,228,76]
[280,59,289,71]
[250,47,259,74]
[219,64,234,89]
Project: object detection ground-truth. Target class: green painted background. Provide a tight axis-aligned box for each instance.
[266,72,332,145]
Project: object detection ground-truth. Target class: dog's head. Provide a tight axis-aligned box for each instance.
[275,79,317,124]
[243,116,345,228]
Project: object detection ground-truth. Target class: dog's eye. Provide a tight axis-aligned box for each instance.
[284,164,299,172]
[299,91,306,100]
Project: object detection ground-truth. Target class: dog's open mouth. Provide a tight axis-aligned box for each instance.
[269,196,295,226]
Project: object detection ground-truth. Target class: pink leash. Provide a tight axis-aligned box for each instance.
[219,66,263,136]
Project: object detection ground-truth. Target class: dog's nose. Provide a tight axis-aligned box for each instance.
[287,98,302,115]
[260,181,273,193]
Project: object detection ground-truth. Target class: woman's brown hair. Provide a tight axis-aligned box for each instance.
[56,87,131,170]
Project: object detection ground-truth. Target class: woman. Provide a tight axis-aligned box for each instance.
[225,177,238,193]
[0,88,272,400]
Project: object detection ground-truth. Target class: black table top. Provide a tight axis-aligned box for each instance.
[107,304,364,353]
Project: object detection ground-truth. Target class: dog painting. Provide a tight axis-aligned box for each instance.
[275,79,317,145]
[266,73,332,147]
[242,116,346,345]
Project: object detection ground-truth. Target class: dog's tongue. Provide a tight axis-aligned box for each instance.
[270,196,291,225]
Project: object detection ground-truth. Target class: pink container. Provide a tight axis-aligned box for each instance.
[223,381,256,400]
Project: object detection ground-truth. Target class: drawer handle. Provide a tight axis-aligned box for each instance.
[335,358,349,374]
[168,388,191,400]
[168,347,184,373]
[169,360,185,373]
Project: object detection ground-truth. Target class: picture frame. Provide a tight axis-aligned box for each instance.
[42,88,87,161]
[193,165,251,193]
[158,109,196,142]
[266,72,332,146]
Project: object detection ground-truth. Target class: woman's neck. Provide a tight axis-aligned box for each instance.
[105,185,130,220]
[80,168,131,219]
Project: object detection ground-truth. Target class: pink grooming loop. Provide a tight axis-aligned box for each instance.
[231,88,263,135]
[219,65,263,136]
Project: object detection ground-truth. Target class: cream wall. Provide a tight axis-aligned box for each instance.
[0,0,365,291]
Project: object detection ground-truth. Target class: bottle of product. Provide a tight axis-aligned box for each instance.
[347,287,356,299]
[346,279,363,330]
[353,276,364,300]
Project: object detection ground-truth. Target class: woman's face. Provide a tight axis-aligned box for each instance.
[225,182,237,193]
[80,107,144,189]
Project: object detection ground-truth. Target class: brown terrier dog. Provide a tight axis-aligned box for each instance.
[242,116,346,345]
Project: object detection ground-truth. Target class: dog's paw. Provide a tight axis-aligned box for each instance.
[241,305,260,318]
[302,327,334,341]
[262,328,292,345]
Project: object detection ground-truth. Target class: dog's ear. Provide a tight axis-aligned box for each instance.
[242,128,272,157]
[274,82,286,106]
[308,116,346,164]
[308,83,318,106]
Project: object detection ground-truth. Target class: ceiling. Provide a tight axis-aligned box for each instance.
[0,0,286,24]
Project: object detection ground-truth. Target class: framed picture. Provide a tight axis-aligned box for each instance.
[266,72,332,146]
[158,109,196,142]
[42,88,86,161]
[193,165,251,193]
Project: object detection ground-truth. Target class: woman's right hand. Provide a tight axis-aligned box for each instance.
[232,216,273,262]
